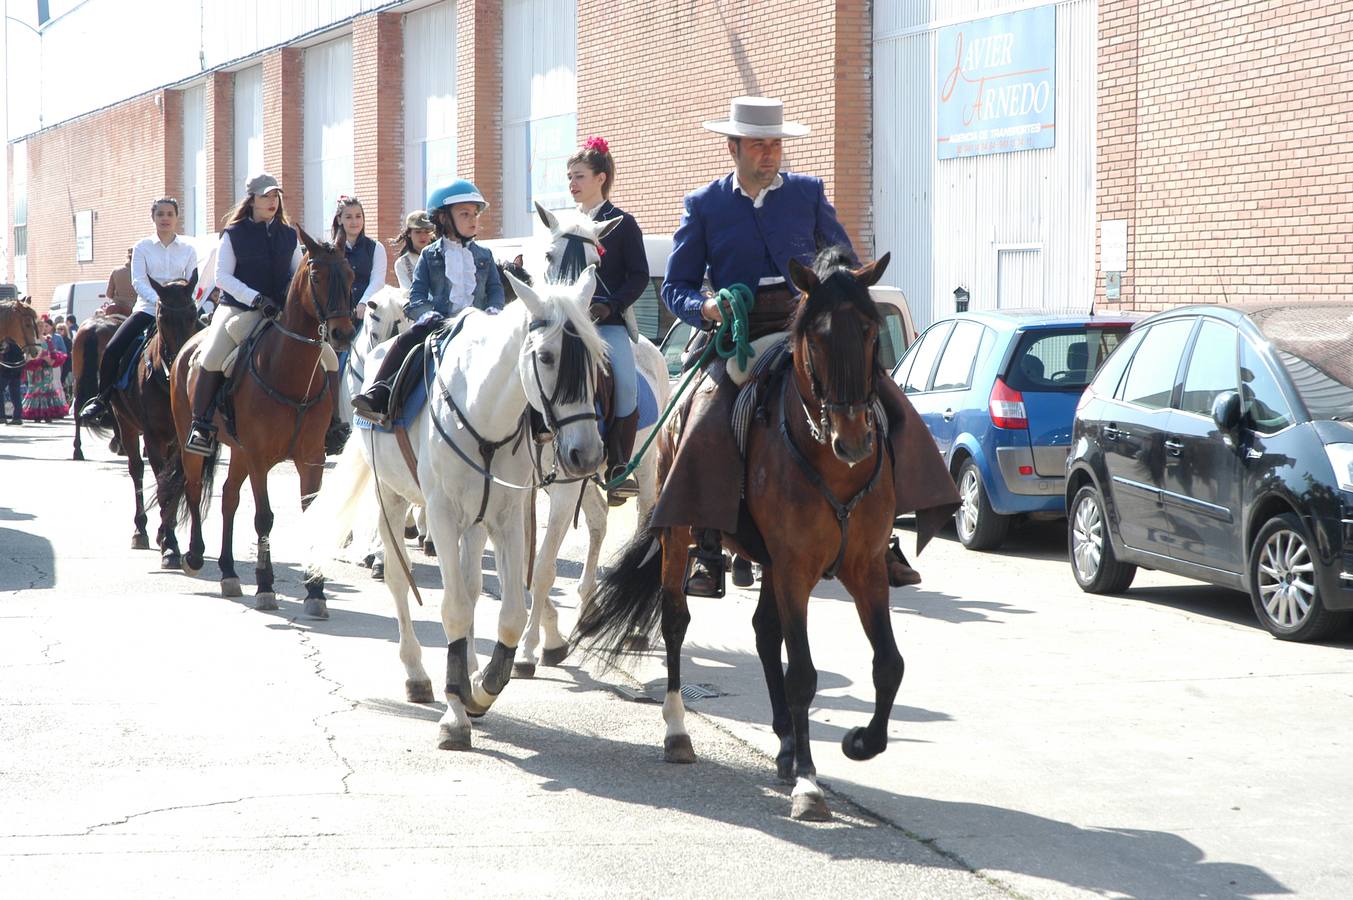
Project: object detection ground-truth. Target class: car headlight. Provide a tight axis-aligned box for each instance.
[1324,442,1353,492]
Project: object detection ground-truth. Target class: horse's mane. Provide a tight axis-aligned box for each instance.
[519,280,609,404]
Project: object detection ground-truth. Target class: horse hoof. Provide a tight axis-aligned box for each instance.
[791,792,831,822]
[513,662,537,679]
[131,533,150,550]
[254,592,279,611]
[220,577,242,597]
[540,644,571,667]
[371,561,385,581]
[404,524,419,539]
[437,722,472,751]
[161,552,181,571]
[664,734,696,764]
[304,597,329,620]
[73,449,84,461]
[841,726,880,761]
[406,679,435,704]
[358,553,373,569]
[423,539,436,558]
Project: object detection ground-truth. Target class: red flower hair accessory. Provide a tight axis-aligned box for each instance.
[583,136,610,155]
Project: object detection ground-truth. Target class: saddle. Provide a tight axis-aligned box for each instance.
[113,325,155,392]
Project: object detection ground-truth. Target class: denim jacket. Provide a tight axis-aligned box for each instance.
[405,238,504,320]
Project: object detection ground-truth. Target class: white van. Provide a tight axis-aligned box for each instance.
[48,281,108,326]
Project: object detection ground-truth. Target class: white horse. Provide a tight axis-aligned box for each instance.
[516,204,672,675]
[305,269,607,750]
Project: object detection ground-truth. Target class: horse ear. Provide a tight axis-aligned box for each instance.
[187,268,199,297]
[535,201,558,233]
[506,269,545,319]
[853,253,891,289]
[294,224,322,257]
[596,216,623,241]
[148,275,164,296]
[575,265,598,304]
[788,258,819,294]
[512,254,524,268]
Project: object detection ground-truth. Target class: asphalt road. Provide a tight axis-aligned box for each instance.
[3,418,1352,899]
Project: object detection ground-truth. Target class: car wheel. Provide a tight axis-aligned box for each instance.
[955,460,1009,551]
[1249,513,1348,642]
[1069,484,1137,594]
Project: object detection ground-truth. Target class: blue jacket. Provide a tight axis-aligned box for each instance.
[661,172,857,327]
[590,200,649,327]
[405,238,504,320]
[345,234,377,305]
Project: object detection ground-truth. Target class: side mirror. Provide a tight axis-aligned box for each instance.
[1212,390,1242,434]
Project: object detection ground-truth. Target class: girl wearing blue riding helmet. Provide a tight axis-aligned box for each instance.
[351,179,503,423]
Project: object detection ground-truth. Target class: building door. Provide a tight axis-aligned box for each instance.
[997,248,1043,310]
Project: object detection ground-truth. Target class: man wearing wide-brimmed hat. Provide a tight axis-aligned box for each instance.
[655,96,956,596]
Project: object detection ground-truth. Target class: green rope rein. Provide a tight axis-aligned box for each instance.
[598,283,757,491]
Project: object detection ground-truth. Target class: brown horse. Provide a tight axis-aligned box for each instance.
[101,274,202,566]
[0,297,42,363]
[70,309,130,461]
[574,251,898,822]
[171,226,354,612]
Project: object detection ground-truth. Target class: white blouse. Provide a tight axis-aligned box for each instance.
[130,235,199,316]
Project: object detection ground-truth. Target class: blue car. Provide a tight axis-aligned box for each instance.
[892,310,1137,550]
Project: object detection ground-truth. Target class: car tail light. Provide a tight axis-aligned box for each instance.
[1018,465,1034,476]
[989,378,1028,429]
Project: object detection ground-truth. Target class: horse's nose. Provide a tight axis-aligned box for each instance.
[568,447,582,470]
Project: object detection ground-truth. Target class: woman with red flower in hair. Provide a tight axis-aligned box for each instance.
[566,136,649,504]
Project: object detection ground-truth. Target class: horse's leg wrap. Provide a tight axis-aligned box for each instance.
[480,641,516,697]
[444,638,472,707]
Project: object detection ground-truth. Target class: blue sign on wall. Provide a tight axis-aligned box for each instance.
[937,5,1057,160]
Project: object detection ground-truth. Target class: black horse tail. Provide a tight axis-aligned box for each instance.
[162,451,190,528]
[74,327,110,438]
[178,442,221,522]
[571,518,665,669]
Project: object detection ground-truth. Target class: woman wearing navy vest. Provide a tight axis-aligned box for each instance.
[186,173,301,456]
[566,137,649,504]
[326,195,387,453]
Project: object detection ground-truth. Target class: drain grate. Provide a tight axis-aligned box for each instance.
[612,682,723,703]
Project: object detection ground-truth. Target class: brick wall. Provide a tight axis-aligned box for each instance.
[262,48,304,234]
[457,0,503,238]
[204,72,235,232]
[18,94,170,310]
[1099,0,1353,312]
[577,0,871,249]
[353,13,404,283]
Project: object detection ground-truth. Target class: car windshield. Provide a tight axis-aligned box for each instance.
[1003,326,1131,393]
[1249,304,1353,421]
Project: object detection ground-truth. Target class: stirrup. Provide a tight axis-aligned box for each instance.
[184,421,218,456]
[684,538,726,599]
[78,395,109,423]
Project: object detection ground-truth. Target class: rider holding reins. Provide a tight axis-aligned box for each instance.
[655,96,958,597]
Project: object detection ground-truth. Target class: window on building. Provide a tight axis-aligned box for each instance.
[12,142,27,293]
[233,65,264,201]
[502,0,577,237]
[303,36,355,239]
[404,1,457,215]
[182,84,207,236]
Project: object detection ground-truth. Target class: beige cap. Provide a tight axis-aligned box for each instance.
[245,173,284,196]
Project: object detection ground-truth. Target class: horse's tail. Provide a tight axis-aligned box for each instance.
[163,451,189,528]
[571,516,664,668]
[74,326,110,437]
[186,442,222,522]
[303,430,374,581]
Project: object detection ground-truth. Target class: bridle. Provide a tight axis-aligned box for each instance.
[274,253,353,347]
[794,329,880,446]
[0,305,42,367]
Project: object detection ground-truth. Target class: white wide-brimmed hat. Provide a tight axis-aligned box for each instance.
[702,96,810,139]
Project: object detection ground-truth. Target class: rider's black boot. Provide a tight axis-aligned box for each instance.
[605,409,640,506]
[185,370,225,456]
[351,380,392,423]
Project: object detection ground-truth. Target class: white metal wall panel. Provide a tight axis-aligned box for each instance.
[182,85,207,236]
[873,0,1096,329]
[232,66,265,198]
[12,141,27,293]
[303,36,355,239]
[403,1,458,215]
[501,0,577,238]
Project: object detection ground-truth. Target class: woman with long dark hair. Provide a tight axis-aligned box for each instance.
[185,173,301,456]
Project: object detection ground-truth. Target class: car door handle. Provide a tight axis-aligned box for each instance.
[1104,426,1130,440]
[1164,439,1184,456]
[942,408,956,422]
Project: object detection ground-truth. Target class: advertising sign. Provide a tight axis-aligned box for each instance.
[937,6,1057,160]
[75,210,94,263]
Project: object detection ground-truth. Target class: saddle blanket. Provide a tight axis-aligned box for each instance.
[599,375,659,435]
[353,314,467,434]
[113,330,149,391]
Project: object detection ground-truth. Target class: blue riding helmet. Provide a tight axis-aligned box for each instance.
[427,179,489,212]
